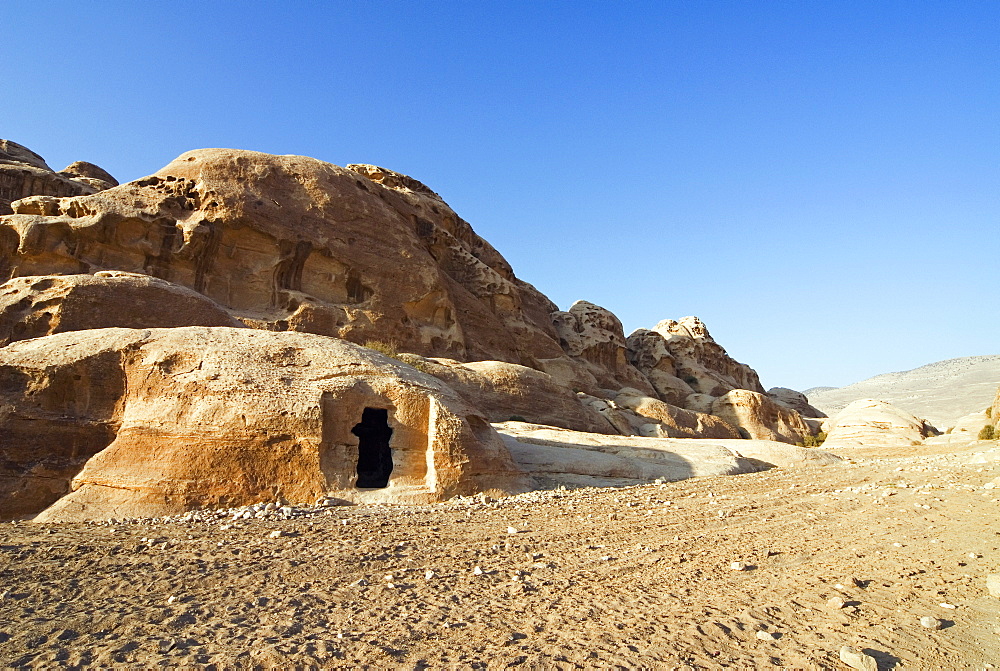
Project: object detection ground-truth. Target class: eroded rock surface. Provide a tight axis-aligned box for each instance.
[0,273,243,346]
[711,389,814,444]
[0,140,116,214]
[823,398,937,448]
[767,387,826,418]
[0,327,530,521]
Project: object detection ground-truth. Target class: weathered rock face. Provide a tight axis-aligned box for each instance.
[710,389,814,444]
[767,387,827,418]
[0,149,652,395]
[0,144,817,455]
[653,317,765,396]
[0,273,243,347]
[627,317,764,405]
[823,398,937,448]
[0,140,116,214]
[612,389,742,439]
[549,301,657,395]
[0,327,530,521]
[404,356,614,435]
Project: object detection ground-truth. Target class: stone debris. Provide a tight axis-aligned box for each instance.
[987,574,1000,598]
[755,631,777,641]
[919,616,944,629]
[839,645,878,671]
[826,596,846,610]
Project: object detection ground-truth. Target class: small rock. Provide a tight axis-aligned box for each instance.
[839,645,878,671]
[826,596,846,610]
[424,570,435,580]
[507,526,519,535]
[730,562,748,571]
[268,530,284,539]
[755,630,777,641]
[352,578,368,587]
[167,595,177,604]
[939,602,956,609]
[987,574,1000,597]
[919,616,943,629]
[473,566,484,575]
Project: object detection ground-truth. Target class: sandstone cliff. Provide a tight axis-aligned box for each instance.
[0,141,825,520]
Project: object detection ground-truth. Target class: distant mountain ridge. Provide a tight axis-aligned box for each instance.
[805,355,1000,429]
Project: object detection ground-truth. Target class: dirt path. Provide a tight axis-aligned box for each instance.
[0,442,997,669]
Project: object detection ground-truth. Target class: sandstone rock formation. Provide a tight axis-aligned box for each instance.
[0,142,830,520]
[0,140,116,214]
[495,422,840,489]
[0,145,814,442]
[0,327,531,521]
[711,389,814,444]
[0,273,243,347]
[822,398,938,448]
[403,356,614,435]
[767,387,826,418]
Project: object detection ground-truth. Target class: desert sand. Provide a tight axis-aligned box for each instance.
[0,440,997,669]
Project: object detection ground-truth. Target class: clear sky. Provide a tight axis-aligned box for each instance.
[3,1,998,391]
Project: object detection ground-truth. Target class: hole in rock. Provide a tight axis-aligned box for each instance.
[352,407,393,488]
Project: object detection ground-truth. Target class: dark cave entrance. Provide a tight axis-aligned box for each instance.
[352,407,394,488]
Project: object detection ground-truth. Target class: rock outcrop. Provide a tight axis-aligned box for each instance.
[767,387,826,418]
[1,327,531,521]
[405,356,614,435]
[0,273,243,347]
[495,422,840,489]
[0,140,116,214]
[822,398,937,448]
[711,389,814,444]
[0,141,830,520]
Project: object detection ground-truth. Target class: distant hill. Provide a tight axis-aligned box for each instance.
[805,355,1000,429]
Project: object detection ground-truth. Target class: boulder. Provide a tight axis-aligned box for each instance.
[0,273,243,346]
[0,140,116,214]
[766,387,826,418]
[823,398,936,448]
[0,327,531,521]
[711,389,814,444]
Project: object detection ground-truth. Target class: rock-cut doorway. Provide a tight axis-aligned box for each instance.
[351,407,393,488]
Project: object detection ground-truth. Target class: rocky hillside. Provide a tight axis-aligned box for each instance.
[805,355,1000,429]
[0,140,822,521]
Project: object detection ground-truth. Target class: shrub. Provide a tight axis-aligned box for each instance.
[798,431,828,448]
[979,425,996,441]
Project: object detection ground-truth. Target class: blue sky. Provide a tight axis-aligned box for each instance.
[3,1,997,390]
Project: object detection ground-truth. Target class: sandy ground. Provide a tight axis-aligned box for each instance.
[0,441,998,669]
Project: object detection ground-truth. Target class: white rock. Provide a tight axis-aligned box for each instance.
[839,645,878,671]
[507,526,519,534]
[755,631,777,641]
[473,566,484,575]
[730,562,748,571]
[268,530,283,538]
[986,574,1000,597]
[826,596,846,610]
[919,616,943,629]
